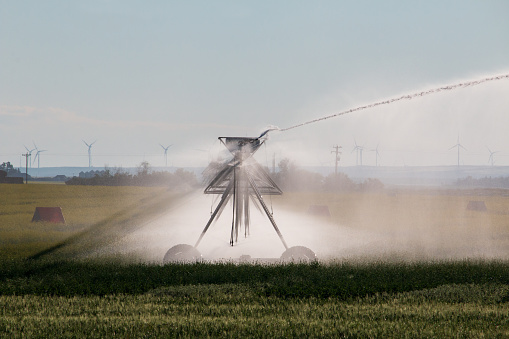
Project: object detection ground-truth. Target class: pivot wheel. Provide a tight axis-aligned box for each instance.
[280,246,316,263]
[163,244,202,263]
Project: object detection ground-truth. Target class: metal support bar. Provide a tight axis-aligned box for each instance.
[243,171,250,237]
[195,180,234,248]
[246,170,289,250]
[244,192,250,237]
[230,167,237,246]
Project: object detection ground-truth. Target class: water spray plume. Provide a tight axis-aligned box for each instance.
[280,73,509,132]
[162,129,317,263]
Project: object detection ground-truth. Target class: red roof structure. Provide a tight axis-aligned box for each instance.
[32,207,66,223]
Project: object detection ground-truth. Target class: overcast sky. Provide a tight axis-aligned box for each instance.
[1,1,508,170]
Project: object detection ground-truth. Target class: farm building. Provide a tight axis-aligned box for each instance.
[0,170,23,184]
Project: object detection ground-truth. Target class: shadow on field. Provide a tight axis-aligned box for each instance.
[28,189,194,261]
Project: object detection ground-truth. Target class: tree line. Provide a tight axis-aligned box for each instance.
[65,162,198,190]
[0,162,24,177]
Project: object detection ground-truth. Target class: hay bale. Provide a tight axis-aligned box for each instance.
[32,207,66,223]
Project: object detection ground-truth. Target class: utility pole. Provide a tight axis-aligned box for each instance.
[331,145,342,176]
[22,153,29,183]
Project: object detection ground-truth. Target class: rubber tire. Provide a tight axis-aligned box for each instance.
[163,244,202,263]
[280,246,317,263]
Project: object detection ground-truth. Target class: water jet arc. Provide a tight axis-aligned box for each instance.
[280,73,509,132]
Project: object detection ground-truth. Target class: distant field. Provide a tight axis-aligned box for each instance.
[274,188,509,232]
[272,188,509,260]
[0,184,181,259]
[2,184,509,260]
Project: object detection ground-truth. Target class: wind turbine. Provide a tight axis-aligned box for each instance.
[32,142,47,169]
[159,144,172,167]
[352,140,364,166]
[487,147,499,166]
[371,143,380,166]
[83,140,96,167]
[449,135,466,167]
[24,145,35,168]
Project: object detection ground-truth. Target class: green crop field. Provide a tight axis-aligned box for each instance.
[1,183,509,337]
[1,259,508,337]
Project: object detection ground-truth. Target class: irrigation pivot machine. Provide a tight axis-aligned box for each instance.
[164,130,316,263]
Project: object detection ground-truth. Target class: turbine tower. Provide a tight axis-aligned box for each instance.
[24,145,35,168]
[352,140,364,166]
[449,135,466,167]
[32,142,47,169]
[371,144,380,166]
[487,147,499,166]
[159,144,172,167]
[83,140,96,167]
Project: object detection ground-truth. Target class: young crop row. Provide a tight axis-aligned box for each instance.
[1,259,509,300]
[1,286,508,338]
[1,260,508,337]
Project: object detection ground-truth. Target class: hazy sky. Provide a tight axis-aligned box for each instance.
[1,1,508,169]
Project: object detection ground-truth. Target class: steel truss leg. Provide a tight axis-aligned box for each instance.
[230,167,237,246]
[230,166,250,246]
[195,181,234,248]
[244,192,250,237]
[246,170,289,250]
